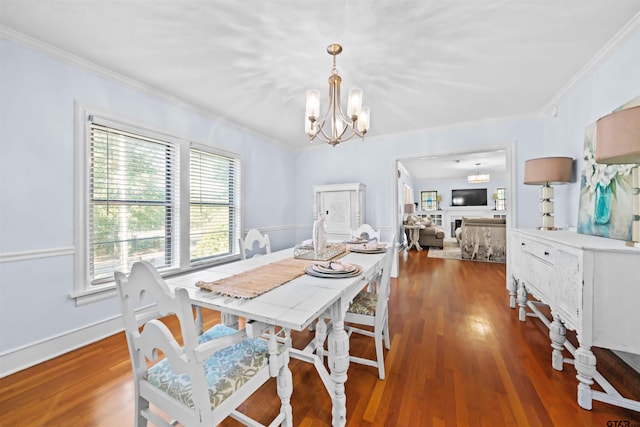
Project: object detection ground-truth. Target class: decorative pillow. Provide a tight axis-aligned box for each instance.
[421,218,433,227]
[405,214,418,225]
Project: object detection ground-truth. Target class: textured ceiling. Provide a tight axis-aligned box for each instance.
[1,0,639,161]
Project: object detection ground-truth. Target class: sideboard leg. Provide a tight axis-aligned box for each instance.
[508,276,517,309]
[575,345,597,410]
[517,282,528,322]
[549,313,566,371]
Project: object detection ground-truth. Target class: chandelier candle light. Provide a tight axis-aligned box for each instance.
[524,156,573,230]
[305,44,370,146]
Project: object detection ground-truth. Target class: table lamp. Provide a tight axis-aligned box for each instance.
[524,156,573,230]
[595,105,640,247]
[436,195,442,210]
[404,203,415,222]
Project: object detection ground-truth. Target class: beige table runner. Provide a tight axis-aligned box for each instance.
[196,258,312,299]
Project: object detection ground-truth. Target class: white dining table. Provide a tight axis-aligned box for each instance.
[165,246,391,427]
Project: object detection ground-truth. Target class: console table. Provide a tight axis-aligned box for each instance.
[508,229,640,412]
[404,224,425,251]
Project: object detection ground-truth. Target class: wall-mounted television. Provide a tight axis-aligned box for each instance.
[451,188,487,207]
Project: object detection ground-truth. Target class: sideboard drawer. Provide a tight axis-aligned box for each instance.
[521,237,555,264]
[521,253,553,300]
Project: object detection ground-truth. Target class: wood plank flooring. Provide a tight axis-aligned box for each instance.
[1,248,639,426]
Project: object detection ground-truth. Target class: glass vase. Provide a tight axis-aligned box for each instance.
[593,182,613,225]
[313,216,327,254]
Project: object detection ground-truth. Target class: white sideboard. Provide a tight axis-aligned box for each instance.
[313,183,365,241]
[508,229,640,412]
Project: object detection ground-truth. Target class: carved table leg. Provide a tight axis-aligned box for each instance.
[328,315,349,427]
[508,276,517,309]
[270,328,293,426]
[194,306,204,335]
[412,229,422,251]
[575,345,597,410]
[517,282,528,322]
[221,312,239,329]
[315,316,327,359]
[549,313,567,371]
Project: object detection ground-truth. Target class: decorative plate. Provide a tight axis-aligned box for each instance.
[304,264,362,278]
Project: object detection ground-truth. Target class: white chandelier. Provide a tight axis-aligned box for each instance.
[468,163,490,184]
[305,44,370,147]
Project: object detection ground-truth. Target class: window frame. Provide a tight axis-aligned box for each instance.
[188,145,241,266]
[495,187,506,211]
[421,190,438,211]
[73,106,242,304]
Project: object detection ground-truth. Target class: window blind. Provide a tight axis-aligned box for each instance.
[190,147,239,262]
[89,122,179,283]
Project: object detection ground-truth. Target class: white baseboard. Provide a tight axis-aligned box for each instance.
[613,350,640,374]
[0,316,123,378]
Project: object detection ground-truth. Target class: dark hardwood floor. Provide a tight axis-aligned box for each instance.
[1,248,639,426]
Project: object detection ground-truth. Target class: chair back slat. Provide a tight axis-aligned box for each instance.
[376,235,396,316]
[239,228,272,259]
[353,223,381,241]
[115,262,198,376]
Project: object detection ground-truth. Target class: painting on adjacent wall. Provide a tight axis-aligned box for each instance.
[577,96,639,240]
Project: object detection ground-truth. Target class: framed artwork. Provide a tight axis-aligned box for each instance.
[577,96,639,240]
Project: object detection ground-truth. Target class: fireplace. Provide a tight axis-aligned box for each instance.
[451,219,463,237]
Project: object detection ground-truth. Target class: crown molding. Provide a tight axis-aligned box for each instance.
[0,25,291,150]
[541,11,640,114]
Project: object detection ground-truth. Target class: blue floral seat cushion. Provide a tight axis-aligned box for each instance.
[347,291,378,315]
[144,324,270,409]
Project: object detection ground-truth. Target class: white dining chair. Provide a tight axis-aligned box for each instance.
[239,228,272,260]
[114,261,293,427]
[353,223,381,241]
[353,223,383,292]
[344,235,397,380]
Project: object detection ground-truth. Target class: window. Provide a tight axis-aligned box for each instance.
[190,148,239,262]
[76,112,241,299]
[402,183,413,205]
[421,191,438,211]
[88,122,179,283]
[495,187,506,211]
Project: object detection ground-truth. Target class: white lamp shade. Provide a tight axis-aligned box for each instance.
[357,106,370,132]
[347,88,363,117]
[305,89,320,119]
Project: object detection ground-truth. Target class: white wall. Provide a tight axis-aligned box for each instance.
[295,29,640,236]
[0,38,298,373]
[412,177,508,211]
[295,115,542,239]
[1,25,638,376]
[542,29,640,228]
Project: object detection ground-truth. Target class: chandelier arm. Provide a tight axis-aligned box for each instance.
[313,114,365,143]
[305,43,368,146]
